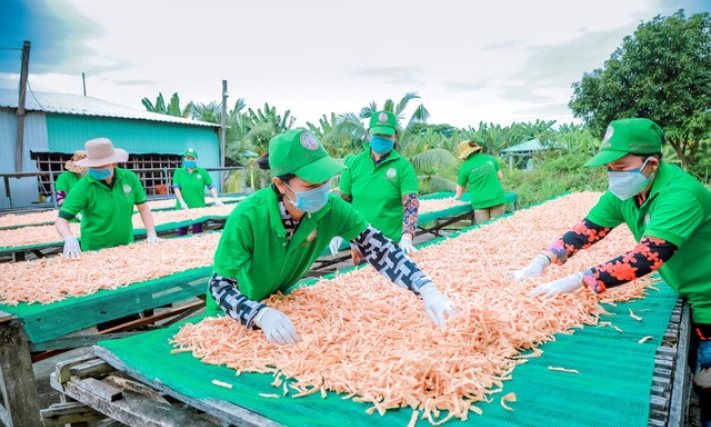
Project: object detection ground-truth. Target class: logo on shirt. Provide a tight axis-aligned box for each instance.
[122,184,132,195]
[644,214,650,225]
[300,132,319,150]
[386,168,397,178]
[197,174,202,179]
[306,229,318,241]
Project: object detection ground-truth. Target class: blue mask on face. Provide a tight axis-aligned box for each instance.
[89,168,112,181]
[369,135,394,155]
[184,159,197,168]
[284,180,331,213]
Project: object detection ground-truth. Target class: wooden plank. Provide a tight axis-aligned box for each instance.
[97,301,206,335]
[55,354,97,384]
[92,345,283,427]
[50,373,217,427]
[0,318,43,427]
[0,310,13,323]
[70,359,114,380]
[30,332,140,352]
[39,402,105,426]
[77,378,122,402]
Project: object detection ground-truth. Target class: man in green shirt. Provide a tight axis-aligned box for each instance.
[509,118,711,423]
[55,150,88,206]
[335,110,420,265]
[172,148,224,236]
[209,128,458,345]
[454,140,506,224]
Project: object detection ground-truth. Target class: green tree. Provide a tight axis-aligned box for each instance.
[569,10,711,170]
[141,92,193,118]
[306,113,363,158]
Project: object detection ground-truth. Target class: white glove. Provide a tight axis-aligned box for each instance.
[213,198,225,207]
[399,235,417,254]
[146,232,162,243]
[253,307,300,345]
[510,254,550,280]
[180,200,188,210]
[529,272,583,298]
[329,237,344,256]
[62,236,82,259]
[419,283,460,328]
[695,367,711,390]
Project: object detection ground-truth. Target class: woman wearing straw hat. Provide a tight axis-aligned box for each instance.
[55,150,88,206]
[454,140,506,224]
[55,138,162,259]
[172,147,224,236]
[208,128,459,345]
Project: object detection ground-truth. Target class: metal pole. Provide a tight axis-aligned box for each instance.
[220,80,228,193]
[49,170,57,209]
[15,41,30,172]
[163,167,170,195]
[82,72,87,96]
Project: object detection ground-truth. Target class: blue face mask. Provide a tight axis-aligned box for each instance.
[607,158,654,200]
[89,167,112,181]
[369,135,394,155]
[284,180,331,213]
[184,159,197,168]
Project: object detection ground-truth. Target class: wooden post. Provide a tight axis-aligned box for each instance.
[0,311,42,427]
[220,80,228,191]
[15,41,31,172]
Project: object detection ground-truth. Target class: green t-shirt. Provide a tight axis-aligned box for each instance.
[339,149,418,242]
[457,153,505,209]
[59,167,147,251]
[55,171,82,193]
[214,188,369,301]
[172,167,213,209]
[587,162,711,323]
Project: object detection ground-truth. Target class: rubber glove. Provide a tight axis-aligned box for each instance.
[419,283,460,328]
[329,236,344,256]
[253,307,300,345]
[510,254,550,280]
[529,272,583,298]
[62,236,82,259]
[145,232,162,243]
[180,200,189,210]
[213,198,225,207]
[695,367,711,390]
[399,235,417,254]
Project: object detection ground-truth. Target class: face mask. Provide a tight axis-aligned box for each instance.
[369,135,394,155]
[284,180,331,213]
[89,167,112,181]
[607,158,655,201]
[184,159,197,168]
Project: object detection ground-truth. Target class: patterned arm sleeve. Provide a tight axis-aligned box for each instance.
[352,225,433,295]
[336,191,352,203]
[402,194,419,236]
[547,218,612,265]
[207,183,215,190]
[56,191,67,205]
[208,273,266,328]
[581,237,678,293]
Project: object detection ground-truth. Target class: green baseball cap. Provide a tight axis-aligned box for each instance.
[183,148,198,159]
[369,110,397,136]
[584,118,663,167]
[268,128,345,183]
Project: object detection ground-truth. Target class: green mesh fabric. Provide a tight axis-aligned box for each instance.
[97,281,677,427]
[0,267,211,343]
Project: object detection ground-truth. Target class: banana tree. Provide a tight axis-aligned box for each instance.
[141,92,193,118]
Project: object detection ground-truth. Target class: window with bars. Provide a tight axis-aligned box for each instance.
[31,152,183,197]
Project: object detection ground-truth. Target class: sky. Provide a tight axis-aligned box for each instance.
[1,0,709,130]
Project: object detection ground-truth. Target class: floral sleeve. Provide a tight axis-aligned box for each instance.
[402,194,419,236]
[547,218,612,264]
[581,237,678,293]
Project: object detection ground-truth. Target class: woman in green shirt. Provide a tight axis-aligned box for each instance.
[454,140,506,224]
[209,128,458,345]
[55,150,87,206]
[172,148,224,236]
[334,110,420,265]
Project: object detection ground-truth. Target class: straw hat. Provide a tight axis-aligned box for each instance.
[74,138,128,167]
[457,140,482,160]
[65,150,89,174]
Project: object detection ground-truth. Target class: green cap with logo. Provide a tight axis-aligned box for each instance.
[183,148,198,159]
[268,128,345,183]
[369,110,397,136]
[584,118,663,167]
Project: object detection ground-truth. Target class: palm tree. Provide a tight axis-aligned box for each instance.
[141,92,193,118]
[306,113,364,158]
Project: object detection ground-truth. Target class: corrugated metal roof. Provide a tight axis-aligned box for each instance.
[0,88,219,128]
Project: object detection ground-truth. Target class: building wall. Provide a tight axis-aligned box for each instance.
[45,114,221,189]
[0,109,49,209]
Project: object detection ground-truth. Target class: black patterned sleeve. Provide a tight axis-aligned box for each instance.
[402,194,419,236]
[352,225,433,295]
[547,218,612,264]
[208,273,266,328]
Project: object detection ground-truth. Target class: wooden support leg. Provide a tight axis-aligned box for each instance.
[0,317,42,427]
